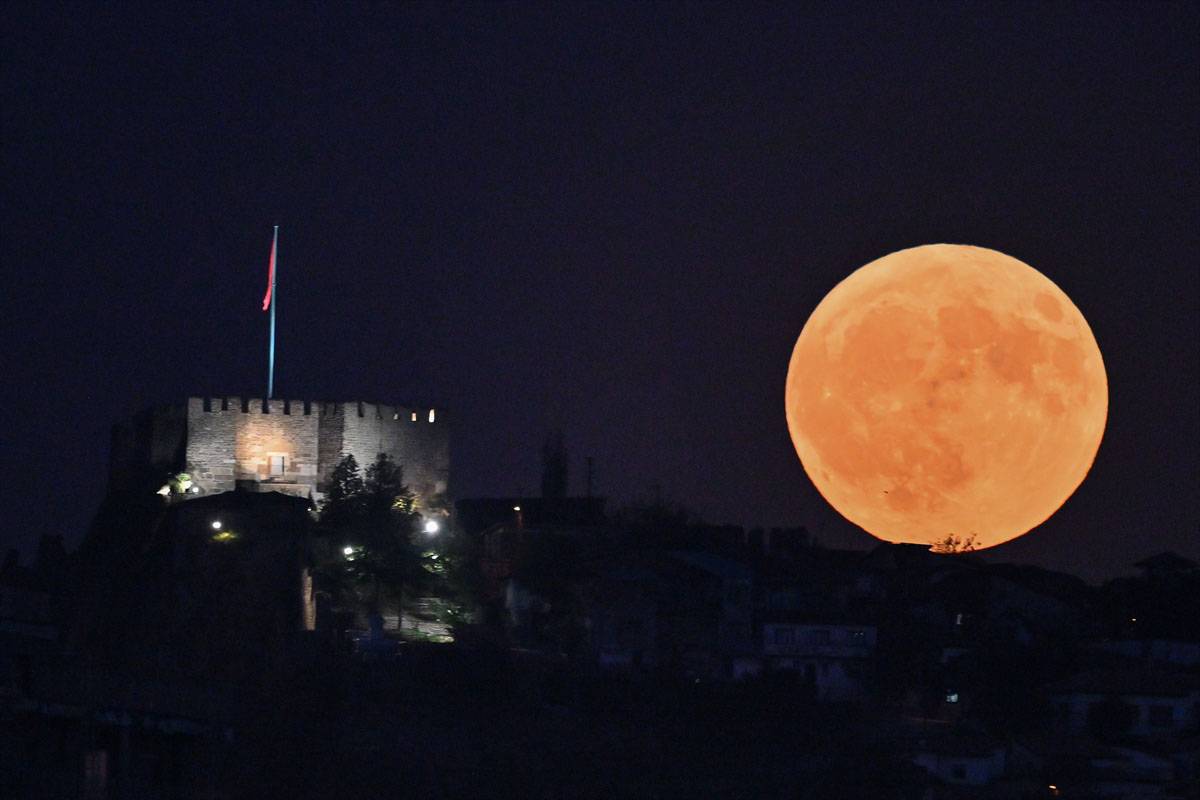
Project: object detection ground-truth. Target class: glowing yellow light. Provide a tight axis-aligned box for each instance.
[211,530,237,542]
[411,412,417,422]
[211,520,223,530]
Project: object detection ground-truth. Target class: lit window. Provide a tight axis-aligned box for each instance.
[411,412,417,422]
[269,455,286,476]
[946,692,959,703]
[428,408,436,423]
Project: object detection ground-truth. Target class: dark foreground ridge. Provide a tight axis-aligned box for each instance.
[4,481,1199,799]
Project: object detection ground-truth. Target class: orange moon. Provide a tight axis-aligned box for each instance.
[785,244,1107,550]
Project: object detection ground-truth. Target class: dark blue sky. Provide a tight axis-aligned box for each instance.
[2,3,1196,580]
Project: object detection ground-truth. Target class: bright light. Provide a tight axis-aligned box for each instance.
[945,692,959,703]
[410,412,417,422]
[343,546,354,556]
[423,520,440,535]
[211,530,237,542]
[513,505,521,512]
[211,520,223,530]
[428,408,436,423]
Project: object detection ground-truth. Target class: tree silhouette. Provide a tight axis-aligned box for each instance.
[317,453,420,616]
[931,533,978,554]
[320,454,365,528]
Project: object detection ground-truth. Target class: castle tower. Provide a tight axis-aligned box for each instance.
[110,398,449,505]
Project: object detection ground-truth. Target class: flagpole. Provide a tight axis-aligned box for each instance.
[268,225,278,399]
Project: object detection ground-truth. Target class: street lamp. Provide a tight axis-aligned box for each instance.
[423,520,440,535]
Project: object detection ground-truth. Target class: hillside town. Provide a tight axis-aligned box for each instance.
[2,423,1198,799]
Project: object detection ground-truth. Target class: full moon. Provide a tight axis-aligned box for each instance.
[785,244,1107,550]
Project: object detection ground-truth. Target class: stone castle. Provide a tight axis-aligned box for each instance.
[110,397,449,504]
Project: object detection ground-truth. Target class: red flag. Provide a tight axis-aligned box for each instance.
[262,232,276,311]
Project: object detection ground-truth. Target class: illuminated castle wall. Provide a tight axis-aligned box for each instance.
[110,398,449,504]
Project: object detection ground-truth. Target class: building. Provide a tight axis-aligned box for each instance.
[911,728,1007,788]
[1048,667,1200,739]
[585,565,661,672]
[658,552,757,680]
[762,620,877,702]
[109,397,449,505]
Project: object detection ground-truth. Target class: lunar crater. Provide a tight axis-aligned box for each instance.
[786,244,1107,550]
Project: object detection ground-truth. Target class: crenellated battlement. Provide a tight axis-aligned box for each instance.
[186,397,443,424]
[115,397,450,504]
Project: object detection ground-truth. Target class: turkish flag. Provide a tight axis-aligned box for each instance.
[262,232,276,311]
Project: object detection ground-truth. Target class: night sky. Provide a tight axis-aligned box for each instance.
[2,3,1196,581]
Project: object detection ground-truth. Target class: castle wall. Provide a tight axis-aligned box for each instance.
[316,403,345,489]
[338,403,449,506]
[232,399,319,492]
[185,398,318,498]
[107,404,187,492]
[180,398,449,505]
[185,398,240,494]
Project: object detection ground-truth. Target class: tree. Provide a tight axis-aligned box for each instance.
[317,453,421,617]
[354,454,419,610]
[364,452,414,517]
[320,454,365,529]
[931,533,978,554]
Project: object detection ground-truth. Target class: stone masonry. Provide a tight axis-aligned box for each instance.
[111,398,449,505]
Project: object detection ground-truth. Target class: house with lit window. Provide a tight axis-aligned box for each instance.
[1014,730,1199,800]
